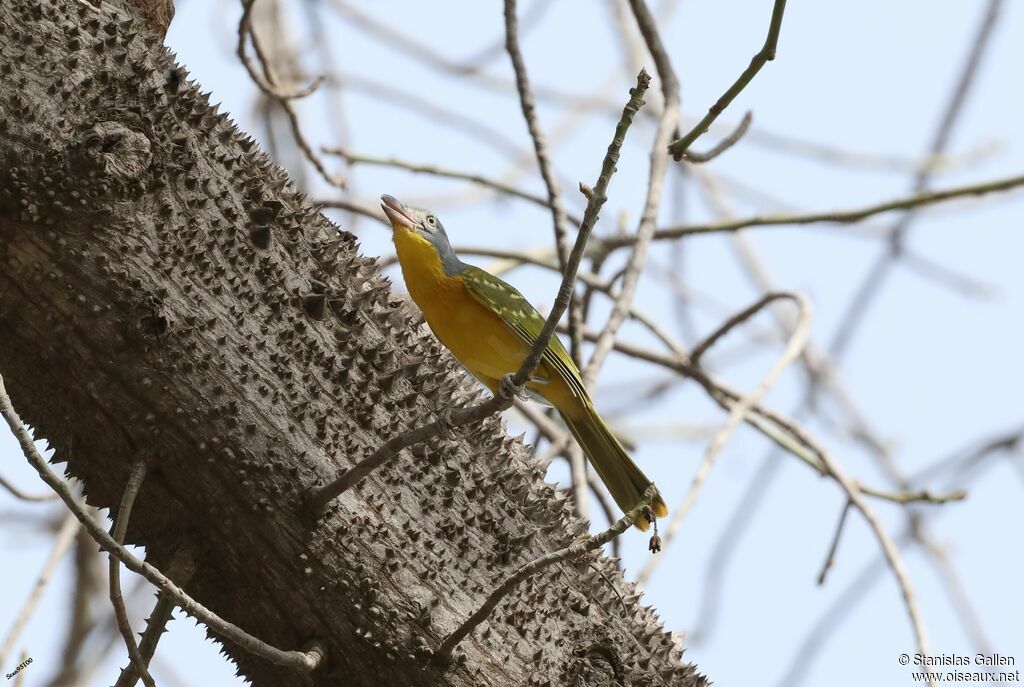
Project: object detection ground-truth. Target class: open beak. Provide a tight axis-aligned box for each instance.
[381,194,417,230]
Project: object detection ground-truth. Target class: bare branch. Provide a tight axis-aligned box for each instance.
[0,513,79,667]
[333,73,527,161]
[815,436,934,675]
[432,486,657,664]
[777,427,1014,687]
[689,454,780,642]
[735,122,999,173]
[567,444,590,521]
[689,291,794,364]
[600,171,1024,248]
[237,0,345,189]
[774,547,891,687]
[0,471,56,502]
[46,524,106,687]
[109,459,157,687]
[322,146,583,226]
[890,0,1004,254]
[503,0,573,270]
[590,328,964,507]
[637,292,811,586]
[587,472,623,562]
[816,499,853,585]
[503,0,585,367]
[70,579,149,687]
[584,0,680,387]
[115,545,197,687]
[317,197,389,225]
[236,0,321,101]
[668,0,788,160]
[0,374,325,674]
[461,0,557,72]
[827,0,1004,362]
[679,111,753,164]
[916,534,993,655]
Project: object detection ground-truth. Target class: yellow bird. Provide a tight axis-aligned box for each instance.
[381,195,667,530]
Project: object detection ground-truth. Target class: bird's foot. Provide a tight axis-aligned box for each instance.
[499,374,530,402]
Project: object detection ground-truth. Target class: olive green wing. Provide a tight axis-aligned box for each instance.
[460,265,587,400]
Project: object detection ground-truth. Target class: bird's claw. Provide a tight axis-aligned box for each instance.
[500,374,530,402]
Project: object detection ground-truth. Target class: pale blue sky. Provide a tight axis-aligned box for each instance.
[3,1,1022,685]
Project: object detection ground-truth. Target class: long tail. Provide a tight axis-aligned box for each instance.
[559,402,668,531]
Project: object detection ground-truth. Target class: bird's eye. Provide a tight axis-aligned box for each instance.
[425,215,437,228]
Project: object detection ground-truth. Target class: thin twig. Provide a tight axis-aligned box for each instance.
[826,0,1004,364]
[0,471,56,502]
[0,374,325,673]
[517,402,592,523]
[326,0,472,76]
[586,472,622,562]
[777,442,1006,687]
[503,0,572,269]
[600,171,1024,248]
[815,441,934,673]
[584,0,680,387]
[737,122,998,173]
[237,0,321,100]
[668,0,787,160]
[333,73,527,161]
[503,0,584,368]
[460,0,556,72]
[636,292,811,586]
[64,579,149,687]
[432,486,656,664]
[0,513,79,667]
[689,453,780,643]
[583,328,965,507]
[774,546,892,687]
[567,444,590,520]
[777,11,999,671]
[900,250,996,299]
[693,167,974,663]
[911,424,1024,485]
[305,71,652,516]
[115,545,197,687]
[317,197,389,225]
[67,580,148,687]
[587,562,628,614]
[324,0,617,111]
[680,111,753,163]
[916,534,993,655]
[689,291,793,364]
[816,499,853,585]
[237,0,345,189]
[109,459,157,687]
[322,146,583,226]
[891,0,1004,254]
[47,524,105,687]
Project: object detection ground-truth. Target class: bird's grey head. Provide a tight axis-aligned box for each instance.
[381,194,464,275]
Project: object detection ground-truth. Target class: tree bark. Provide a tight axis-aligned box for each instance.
[0,1,706,685]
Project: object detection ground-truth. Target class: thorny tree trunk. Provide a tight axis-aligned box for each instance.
[0,1,706,685]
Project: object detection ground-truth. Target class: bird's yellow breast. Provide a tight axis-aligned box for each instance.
[392,227,538,392]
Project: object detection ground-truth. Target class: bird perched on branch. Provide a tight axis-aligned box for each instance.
[381,194,668,530]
